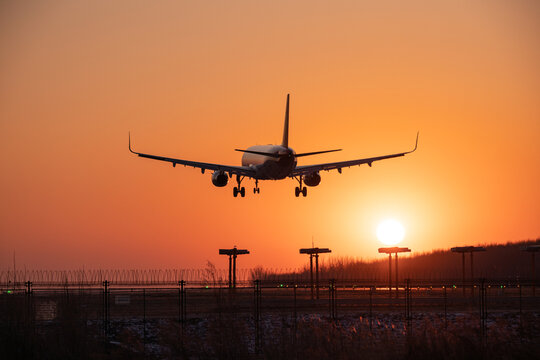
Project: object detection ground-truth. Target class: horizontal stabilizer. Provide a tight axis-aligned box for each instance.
[235,149,281,158]
[236,148,342,158]
[295,149,342,157]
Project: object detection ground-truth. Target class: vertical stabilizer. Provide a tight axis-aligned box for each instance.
[282,94,290,147]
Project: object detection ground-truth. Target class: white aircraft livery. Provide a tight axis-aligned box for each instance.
[129,94,418,197]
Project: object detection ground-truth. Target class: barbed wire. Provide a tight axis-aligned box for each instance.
[0,268,316,286]
[0,267,484,288]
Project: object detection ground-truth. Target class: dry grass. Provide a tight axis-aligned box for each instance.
[2,291,539,359]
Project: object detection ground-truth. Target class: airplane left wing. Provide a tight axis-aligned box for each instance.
[129,134,255,177]
[291,133,418,177]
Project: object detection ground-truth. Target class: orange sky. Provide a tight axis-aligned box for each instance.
[1,0,539,270]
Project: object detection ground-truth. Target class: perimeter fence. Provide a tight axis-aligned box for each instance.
[2,278,539,357]
[3,278,538,322]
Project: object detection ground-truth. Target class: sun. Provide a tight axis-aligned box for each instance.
[376,219,405,246]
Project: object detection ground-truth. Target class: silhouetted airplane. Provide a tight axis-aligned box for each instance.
[129,94,418,197]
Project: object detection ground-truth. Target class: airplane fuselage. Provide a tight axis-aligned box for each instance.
[241,145,297,180]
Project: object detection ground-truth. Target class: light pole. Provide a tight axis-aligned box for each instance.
[521,245,540,296]
[299,247,331,299]
[451,246,486,296]
[219,246,250,288]
[378,247,411,298]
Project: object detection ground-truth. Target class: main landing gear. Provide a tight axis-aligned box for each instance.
[233,175,245,197]
[294,175,307,197]
[233,177,261,197]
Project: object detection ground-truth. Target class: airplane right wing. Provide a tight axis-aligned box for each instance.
[291,133,418,176]
[129,134,256,177]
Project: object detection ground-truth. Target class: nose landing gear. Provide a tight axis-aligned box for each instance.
[253,179,260,194]
[294,176,307,197]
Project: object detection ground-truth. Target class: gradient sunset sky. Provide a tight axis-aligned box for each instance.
[1,0,539,270]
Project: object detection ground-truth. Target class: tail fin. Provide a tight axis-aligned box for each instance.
[282,94,290,147]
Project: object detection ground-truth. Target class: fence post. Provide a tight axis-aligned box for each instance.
[178,281,182,324]
[479,279,487,337]
[254,280,261,353]
[369,286,373,332]
[178,280,186,326]
[443,285,447,331]
[25,281,33,327]
[293,283,298,349]
[25,280,32,295]
[293,284,297,329]
[405,279,412,331]
[143,288,146,355]
[64,280,69,302]
[329,279,337,320]
[329,280,332,318]
[102,280,109,337]
[519,282,522,341]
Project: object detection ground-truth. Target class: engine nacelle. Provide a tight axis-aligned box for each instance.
[304,172,321,187]
[211,171,228,187]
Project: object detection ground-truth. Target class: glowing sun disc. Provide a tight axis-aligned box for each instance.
[377,219,405,245]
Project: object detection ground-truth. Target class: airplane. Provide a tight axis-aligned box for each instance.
[129,94,418,197]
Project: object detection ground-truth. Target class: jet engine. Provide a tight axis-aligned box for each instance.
[304,172,321,187]
[211,171,228,187]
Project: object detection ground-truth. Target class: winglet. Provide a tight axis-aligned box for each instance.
[409,132,419,153]
[282,94,290,147]
[128,132,137,154]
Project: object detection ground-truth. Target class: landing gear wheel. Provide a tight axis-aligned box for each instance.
[294,175,307,198]
[233,175,246,198]
[253,188,260,194]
